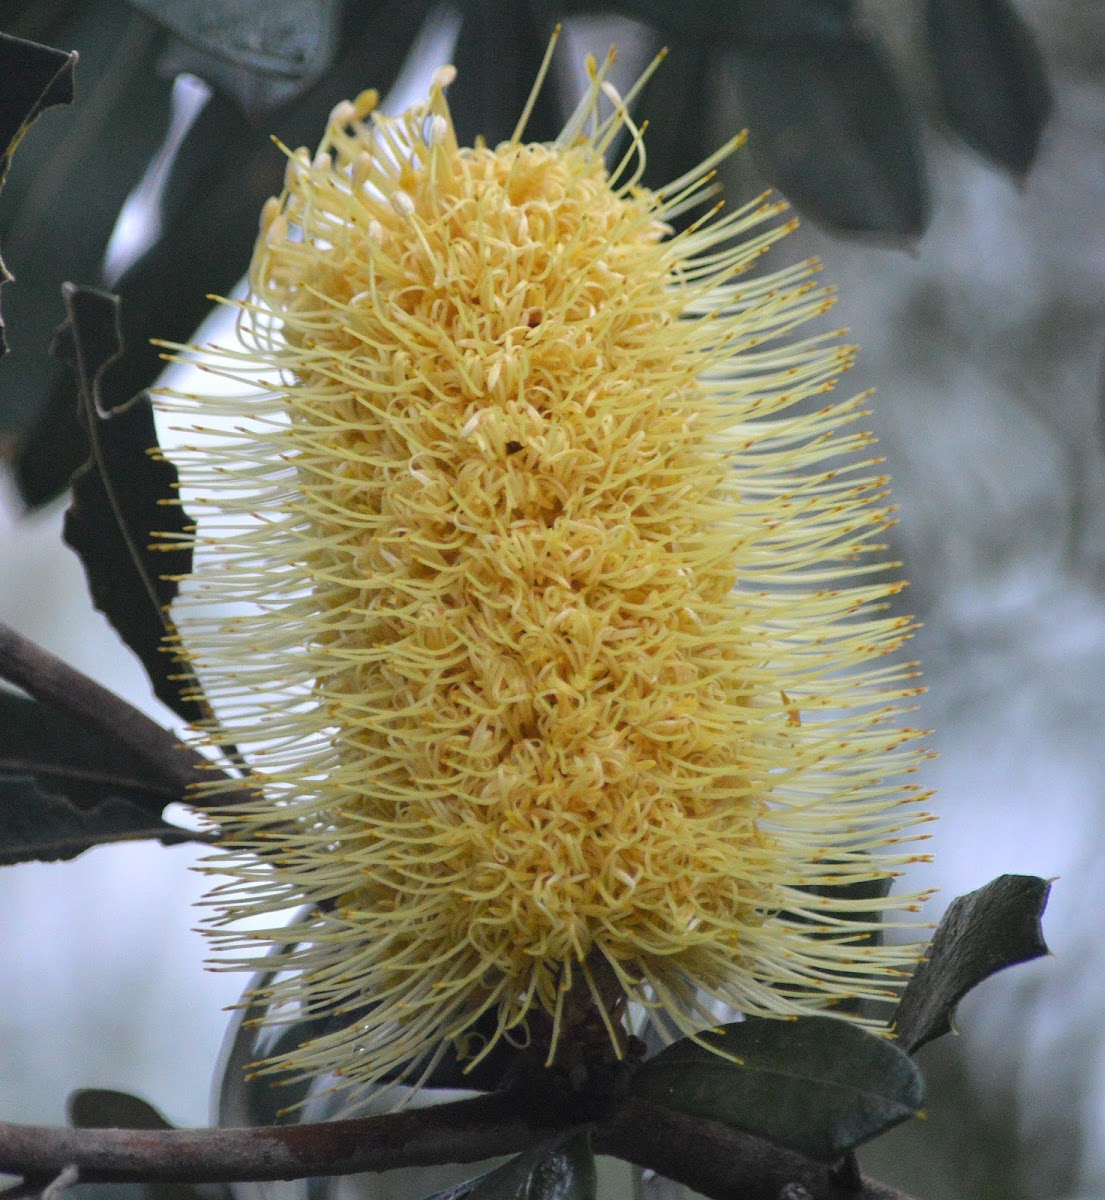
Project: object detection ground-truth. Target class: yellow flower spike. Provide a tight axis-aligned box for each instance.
[157,47,933,1108]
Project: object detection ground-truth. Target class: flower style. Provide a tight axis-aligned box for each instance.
[160,43,932,1105]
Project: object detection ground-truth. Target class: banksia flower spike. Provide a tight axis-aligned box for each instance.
[159,40,933,1106]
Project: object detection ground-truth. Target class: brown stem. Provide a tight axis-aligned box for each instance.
[597,1096,918,1200]
[0,621,245,807]
[0,1093,919,1200]
[0,1094,542,1184]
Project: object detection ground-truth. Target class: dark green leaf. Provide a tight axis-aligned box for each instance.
[450,2,562,149]
[423,1130,596,1200]
[926,0,1052,178]
[215,911,347,1129]
[734,37,929,238]
[1,5,173,451]
[220,1003,360,1127]
[407,1013,523,1092]
[0,641,209,866]
[554,0,854,44]
[628,38,720,210]
[631,1016,924,1162]
[549,1,928,237]
[0,774,192,866]
[69,1087,174,1130]
[0,689,181,811]
[215,943,296,1128]
[53,283,207,726]
[892,874,1051,1054]
[137,0,344,116]
[0,31,77,356]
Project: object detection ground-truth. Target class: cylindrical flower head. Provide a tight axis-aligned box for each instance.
[160,48,933,1104]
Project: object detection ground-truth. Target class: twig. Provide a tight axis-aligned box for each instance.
[38,1165,78,1200]
[0,1094,543,1183]
[598,1096,917,1200]
[0,622,244,807]
[0,1093,919,1200]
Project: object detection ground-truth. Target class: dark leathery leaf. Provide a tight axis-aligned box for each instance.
[0,689,181,813]
[53,284,205,725]
[450,1,563,149]
[0,774,192,866]
[632,1016,924,1162]
[69,1087,175,1130]
[926,0,1052,178]
[734,37,930,238]
[35,0,430,504]
[68,1088,224,1200]
[893,874,1051,1054]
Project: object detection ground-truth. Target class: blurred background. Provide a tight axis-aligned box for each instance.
[1,2,1103,1197]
